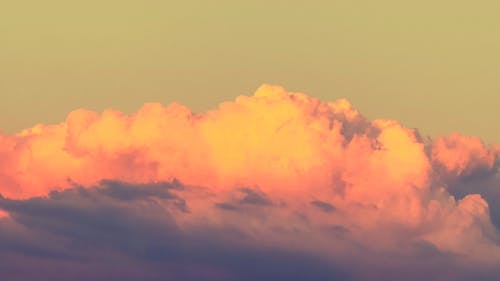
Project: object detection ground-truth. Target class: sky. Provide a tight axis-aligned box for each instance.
[1,0,500,142]
[1,1,500,280]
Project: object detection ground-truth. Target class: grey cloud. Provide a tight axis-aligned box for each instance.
[215,202,240,211]
[310,200,336,213]
[0,180,498,281]
[238,188,272,206]
[0,181,349,281]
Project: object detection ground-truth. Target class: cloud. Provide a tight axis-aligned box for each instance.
[0,180,498,280]
[310,200,336,213]
[431,133,498,181]
[0,181,351,281]
[0,84,499,279]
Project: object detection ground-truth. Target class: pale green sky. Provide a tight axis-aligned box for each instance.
[1,0,499,142]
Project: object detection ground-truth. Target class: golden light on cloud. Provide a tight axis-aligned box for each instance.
[0,85,498,269]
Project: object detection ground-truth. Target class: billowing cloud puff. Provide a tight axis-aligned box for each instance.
[432,133,498,181]
[0,85,499,280]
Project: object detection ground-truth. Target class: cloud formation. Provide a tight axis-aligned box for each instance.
[0,85,499,280]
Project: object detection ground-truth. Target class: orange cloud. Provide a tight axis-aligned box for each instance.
[432,133,497,180]
[0,84,499,261]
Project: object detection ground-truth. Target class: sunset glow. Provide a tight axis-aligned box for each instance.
[1,85,499,280]
[2,1,500,280]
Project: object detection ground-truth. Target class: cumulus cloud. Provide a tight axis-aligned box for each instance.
[431,133,498,181]
[0,84,499,280]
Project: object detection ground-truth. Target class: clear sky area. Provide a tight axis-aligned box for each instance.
[2,0,499,142]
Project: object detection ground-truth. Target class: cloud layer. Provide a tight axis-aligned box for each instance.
[0,85,499,280]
